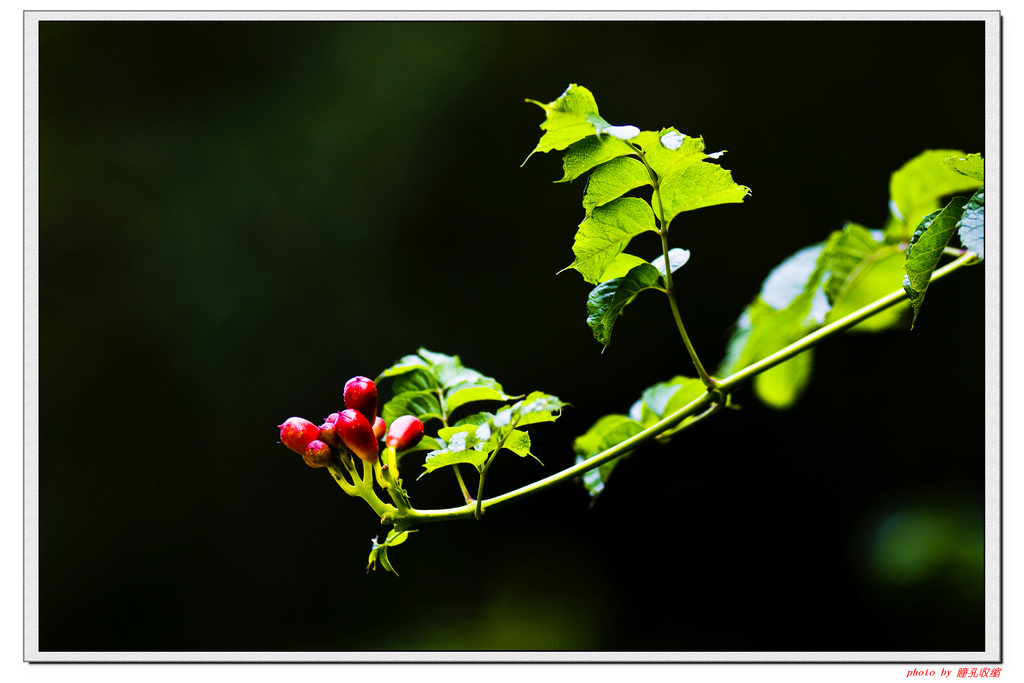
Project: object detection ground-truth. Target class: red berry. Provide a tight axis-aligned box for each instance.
[372,416,387,441]
[344,376,378,424]
[324,411,341,424]
[302,440,333,468]
[386,415,425,451]
[278,417,320,455]
[318,420,341,449]
[335,408,380,462]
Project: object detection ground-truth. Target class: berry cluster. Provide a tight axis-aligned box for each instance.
[278,376,424,468]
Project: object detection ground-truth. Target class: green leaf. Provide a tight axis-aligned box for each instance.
[367,528,413,575]
[888,149,981,241]
[454,412,494,427]
[597,252,649,282]
[636,375,706,425]
[382,390,442,426]
[525,84,602,161]
[582,157,652,215]
[422,428,490,473]
[655,160,751,224]
[635,128,707,178]
[658,377,708,420]
[585,263,662,349]
[502,429,536,460]
[493,391,566,429]
[393,435,442,461]
[825,248,910,333]
[958,187,984,260]
[558,135,636,183]
[941,152,984,181]
[819,224,884,305]
[902,196,969,327]
[392,368,439,395]
[573,414,644,499]
[444,381,512,415]
[753,348,815,410]
[565,197,658,284]
[375,354,431,383]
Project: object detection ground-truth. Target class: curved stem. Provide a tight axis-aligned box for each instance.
[387,250,979,530]
[632,142,716,390]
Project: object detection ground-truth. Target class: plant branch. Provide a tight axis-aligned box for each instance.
[388,250,979,531]
[631,142,717,390]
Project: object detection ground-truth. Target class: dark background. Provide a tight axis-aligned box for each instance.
[37,19,988,653]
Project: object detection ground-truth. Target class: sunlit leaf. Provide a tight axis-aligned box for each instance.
[445,381,512,415]
[941,152,984,182]
[655,160,750,224]
[753,349,814,410]
[564,197,659,284]
[558,135,636,183]
[635,127,707,178]
[381,390,442,426]
[825,248,910,332]
[597,252,649,282]
[525,84,602,161]
[582,157,652,215]
[887,149,981,241]
[573,414,644,499]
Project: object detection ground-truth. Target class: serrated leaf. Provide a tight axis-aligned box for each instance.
[888,149,981,241]
[382,390,442,426]
[941,153,984,181]
[454,412,494,427]
[958,187,984,260]
[902,196,969,326]
[423,431,489,473]
[502,429,536,461]
[655,160,750,224]
[573,414,644,499]
[444,381,511,415]
[525,84,602,161]
[393,368,439,395]
[493,391,565,429]
[586,263,662,349]
[635,128,707,178]
[582,157,652,215]
[565,197,659,284]
[558,135,636,183]
[375,354,431,383]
